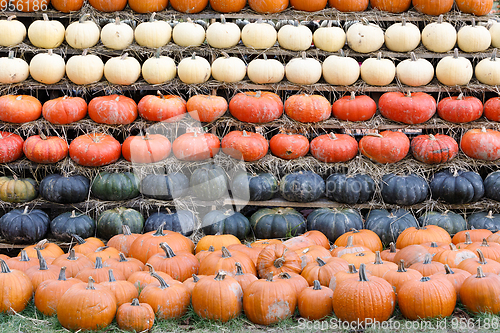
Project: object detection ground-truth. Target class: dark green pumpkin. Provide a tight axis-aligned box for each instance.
[190,164,228,201]
[430,170,484,204]
[50,211,95,241]
[202,210,250,239]
[91,172,140,201]
[143,210,196,237]
[365,209,418,245]
[468,211,500,233]
[140,172,189,200]
[0,206,49,243]
[0,176,37,203]
[250,207,306,239]
[418,210,466,236]
[484,171,500,201]
[280,171,325,203]
[97,207,144,240]
[39,174,90,204]
[325,173,375,204]
[380,174,429,205]
[306,208,363,242]
[231,172,278,201]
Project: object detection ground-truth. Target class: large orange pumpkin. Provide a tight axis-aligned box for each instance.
[51,0,83,11]
[138,94,186,122]
[359,130,410,164]
[221,130,268,162]
[256,244,302,278]
[290,0,327,10]
[378,91,436,125]
[69,133,121,167]
[0,131,24,163]
[456,0,492,15]
[461,128,500,161]
[412,0,453,15]
[210,0,246,12]
[248,0,288,12]
[121,134,171,164]
[329,0,368,11]
[269,133,309,160]
[42,96,87,125]
[88,95,138,125]
[310,133,358,163]
[0,95,42,123]
[370,0,411,12]
[128,0,168,12]
[411,134,458,164]
[229,91,283,124]
[284,94,331,123]
[460,266,500,314]
[172,132,220,161]
[484,97,500,122]
[437,94,483,123]
[0,259,34,313]
[331,92,376,122]
[23,134,68,164]
[170,0,207,12]
[187,95,227,123]
[396,225,452,249]
[88,0,127,11]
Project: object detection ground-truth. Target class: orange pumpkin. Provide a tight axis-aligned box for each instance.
[484,97,500,122]
[221,130,268,162]
[88,95,138,125]
[393,245,429,267]
[284,94,331,123]
[52,249,94,278]
[51,0,84,11]
[365,251,398,278]
[116,299,155,332]
[433,243,477,268]
[210,0,246,12]
[229,91,283,124]
[437,94,483,123]
[69,133,121,167]
[382,259,423,294]
[370,0,411,12]
[412,0,453,15]
[396,225,452,249]
[199,247,255,276]
[248,0,288,12]
[332,92,377,122]
[359,130,410,164]
[233,262,258,294]
[458,249,500,274]
[170,0,208,12]
[329,0,368,11]
[138,93,186,122]
[187,95,228,123]
[335,229,383,253]
[23,134,68,164]
[100,269,138,307]
[460,266,500,314]
[196,235,241,253]
[0,131,24,163]
[379,91,436,125]
[466,239,500,260]
[290,0,327,10]
[411,134,458,164]
[172,132,220,161]
[409,253,445,276]
[283,230,330,251]
[453,229,492,245]
[433,264,471,300]
[0,259,33,313]
[301,257,349,286]
[146,243,199,281]
[256,244,302,278]
[104,253,145,280]
[42,96,87,125]
[76,256,126,284]
[331,236,371,257]
[380,242,399,262]
[461,128,500,161]
[0,95,42,123]
[88,0,127,11]
[128,0,168,12]
[269,133,309,160]
[309,133,358,163]
[127,264,172,291]
[107,225,140,257]
[121,134,171,164]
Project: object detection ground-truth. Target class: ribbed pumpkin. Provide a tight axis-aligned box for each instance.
[370,0,410,12]
[484,97,500,122]
[412,0,453,15]
[329,0,368,11]
[69,133,121,167]
[437,94,483,123]
[460,266,500,314]
[301,257,349,286]
[248,0,288,13]
[461,128,500,161]
[25,250,60,291]
[100,269,138,307]
[88,95,137,125]
[379,91,436,125]
[396,225,452,249]
[0,95,42,123]
[146,243,199,282]
[458,249,500,274]
[331,92,377,122]
[0,176,38,204]
[382,259,423,293]
[269,133,309,160]
[52,249,93,278]
[116,299,154,333]
[411,134,458,164]
[199,247,255,276]
[127,264,172,292]
[284,94,331,123]
[221,130,268,162]
[430,170,484,204]
[104,254,144,280]
[233,262,258,294]
[0,259,33,313]
[433,244,477,268]
[128,0,168,12]
[298,280,333,320]
[42,96,87,125]
[309,133,358,163]
[229,91,283,124]
[23,134,68,164]
[138,93,186,123]
[409,253,445,276]
[172,132,220,161]
[210,0,246,12]
[359,131,410,164]
[335,229,383,253]
[433,265,471,300]
[196,235,241,253]
[0,131,23,163]
[187,95,227,123]
[256,244,301,278]
[121,134,171,164]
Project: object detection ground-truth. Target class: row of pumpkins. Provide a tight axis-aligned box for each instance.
[1,225,500,330]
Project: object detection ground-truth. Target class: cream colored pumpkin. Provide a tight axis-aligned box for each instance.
[177,53,211,84]
[0,51,29,84]
[396,52,434,87]
[241,20,277,49]
[29,50,65,84]
[247,54,284,84]
[457,18,491,53]
[101,17,134,50]
[436,48,473,86]
[65,14,100,49]
[285,52,322,85]
[346,19,384,53]
[0,15,26,47]
[422,15,457,53]
[489,20,500,48]
[313,21,346,53]
[142,50,176,85]
[206,15,240,48]
[278,21,312,51]
[135,13,172,48]
[360,52,395,86]
[323,50,360,86]
[66,50,104,85]
[172,18,206,47]
[28,14,65,49]
[384,19,421,52]
[211,54,246,83]
[475,49,500,86]
[104,53,141,85]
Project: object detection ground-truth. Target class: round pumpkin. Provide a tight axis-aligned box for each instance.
[0,95,42,124]
[365,209,418,245]
[307,208,363,242]
[116,299,154,333]
[247,54,284,84]
[0,207,49,243]
[0,51,29,84]
[422,15,457,53]
[172,132,220,161]
[437,94,483,123]
[144,210,196,237]
[0,16,26,47]
[359,130,410,164]
[187,95,227,123]
[88,95,137,125]
[122,134,171,164]
[0,259,33,313]
[42,96,87,125]
[0,176,37,203]
[250,207,306,239]
[23,134,68,164]
[248,0,288,12]
[436,48,473,86]
[129,0,168,12]
[0,131,23,163]
[284,94,331,123]
[413,0,452,15]
[430,170,484,204]
[65,15,100,49]
[221,130,268,162]
[410,134,458,164]
[378,91,436,125]
[229,91,283,124]
[202,210,250,240]
[39,174,89,204]
[346,19,384,53]
[331,92,376,122]
[69,133,121,167]
[269,133,309,160]
[310,133,358,163]
[396,52,434,87]
[138,93,186,123]
[330,0,368,11]
[29,50,65,85]
[280,171,325,202]
[91,172,139,201]
[231,172,278,201]
[140,173,189,201]
[461,128,500,161]
[190,164,228,201]
[97,207,144,240]
[380,173,429,206]
[325,173,375,204]
[50,211,95,241]
[418,211,466,236]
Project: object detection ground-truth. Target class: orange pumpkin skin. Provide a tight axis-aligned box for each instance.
[359,130,410,164]
[393,245,430,267]
[277,272,309,295]
[199,247,255,276]
[466,239,500,261]
[432,244,477,268]
[370,0,411,12]
[100,270,139,307]
[298,280,333,320]
[127,264,172,291]
[116,299,155,332]
[0,131,24,163]
[284,94,331,123]
[42,96,87,125]
[301,257,349,286]
[23,135,68,164]
[170,0,208,12]
[22,240,65,259]
[121,134,171,164]
[76,257,126,284]
[396,225,452,249]
[146,243,200,282]
[334,229,383,253]
[51,0,83,11]
[7,0,49,11]
[0,95,42,123]
[107,226,140,257]
[411,134,458,164]
[52,249,94,278]
[128,0,168,12]
[269,133,309,160]
[69,133,121,167]
[227,244,261,266]
[484,97,500,122]
[87,247,121,263]
[88,95,138,125]
[248,0,288,12]
[453,229,492,244]
[256,244,302,278]
[437,95,483,123]
[432,265,471,300]
[104,254,145,280]
[382,259,423,294]
[221,130,269,162]
[460,266,500,314]
[196,235,241,253]
[296,246,331,268]
[88,0,127,11]
[332,93,376,122]
[0,259,34,314]
[461,128,500,161]
[329,0,368,11]
[380,243,399,262]
[138,94,186,122]
[187,95,227,123]
[458,249,500,275]
[210,0,246,12]
[182,274,206,294]
[172,132,220,161]
[283,230,330,251]
[310,133,358,163]
[233,263,258,293]
[229,91,283,124]
[290,0,327,10]
[412,0,452,15]
[409,253,445,276]
[379,92,436,125]
[455,0,492,15]
[365,251,398,278]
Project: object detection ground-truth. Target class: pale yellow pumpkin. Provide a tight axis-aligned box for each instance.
[28,14,65,49]
[141,50,176,85]
[29,49,65,84]
[0,15,26,47]
[66,50,104,85]
[211,54,246,83]
[278,21,312,51]
[322,50,360,86]
[206,15,240,48]
[475,49,500,86]
[65,14,100,49]
[396,52,434,87]
[172,18,206,47]
[422,15,457,53]
[313,21,346,53]
[101,17,134,50]
[360,52,395,86]
[346,19,384,53]
[384,19,421,52]
[285,52,322,85]
[0,51,29,84]
[177,53,211,84]
[247,54,284,84]
[241,19,277,49]
[135,13,172,48]
[436,48,473,86]
[489,20,500,48]
[457,18,491,53]
[104,53,141,85]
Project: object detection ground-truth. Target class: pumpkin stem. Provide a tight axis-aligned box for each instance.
[79,13,90,23]
[266,272,273,282]
[35,239,48,250]
[487,211,494,218]
[477,249,487,265]
[8,50,14,60]
[255,91,262,98]
[208,246,215,252]
[192,274,200,282]
[373,251,383,265]
[0,259,10,274]
[22,206,29,214]
[410,52,417,62]
[69,210,77,218]
[361,18,369,25]
[437,14,443,24]
[72,234,86,245]
[365,133,383,138]
[214,270,227,281]
[235,262,244,276]
[348,264,357,274]
[221,51,230,59]
[42,13,49,21]
[346,236,354,247]
[358,263,369,282]
[86,277,95,290]
[313,280,322,290]
[449,243,457,251]
[131,298,140,306]
[16,96,22,101]
[122,225,132,236]
[95,256,103,269]
[120,53,128,60]
[376,52,382,61]
[95,246,109,252]
[151,273,170,289]
[278,272,291,279]
[481,238,489,247]
[389,242,396,253]
[430,242,438,248]
[36,249,48,271]
[476,265,486,278]
[453,48,459,59]
[397,260,407,272]
[67,248,78,261]
[149,12,156,22]
[115,16,121,25]
[301,51,306,60]
[464,232,472,245]
[263,54,268,61]
[423,253,432,264]
[145,263,156,275]
[108,269,117,282]
[191,52,197,60]
[428,134,436,141]
[19,250,30,262]
[420,276,431,282]
[350,91,356,100]
[160,243,176,258]
[492,49,497,61]
[314,257,326,267]
[242,130,249,137]
[153,223,166,236]
[220,14,226,24]
[274,249,288,268]
[444,264,454,275]
[155,48,161,58]
[58,267,67,281]
[118,253,128,262]
[221,247,232,258]
[339,49,345,57]
[471,18,476,28]
[327,20,332,27]
[7,15,16,21]
[329,133,337,140]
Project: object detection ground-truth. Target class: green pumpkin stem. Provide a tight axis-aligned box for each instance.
[313,280,321,290]
[122,225,132,236]
[221,247,231,258]
[373,251,383,265]
[420,276,431,282]
[316,257,327,266]
[348,264,357,274]
[153,223,166,236]
[95,256,103,269]
[108,269,117,282]
[131,298,140,306]
[160,243,176,258]
[72,234,86,245]
[477,266,486,278]
[35,249,49,271]
[358,263,369,282]
[444,264,454,275]
[235,262,244,276]
[397,260,407,272]
[477,249,487,265]
[214,270,226,281]
[0,259,11,273]
[86,277,95,290]
[19,250,30,262]
[151,272,170,289]
[423,253,433,264]
[192,274,200,282]
[58,267,67,281]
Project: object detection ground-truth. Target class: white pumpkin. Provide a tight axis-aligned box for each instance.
[0,51,29,84]
[396,52,434,87]
[101,17,134,50]
[104,53,141,85]
[66,50,104,85]
[172,18,206,47]
[313,21,346,53]
[211,54,246,83]
[65,14,100,49]
[475,49,500,86]
[177,53,211,84]
[29,49,65,84]
[384,19,421,52]
[436,48,473,86]
[457,18,491,53]
[489,20,500,48]
[422,15,457,53]
[28,14,65,49]
[360,52,395,86]
[0,15,26,47]
[322,50,360,86]
[135,13,172,48]
[277,21,312,51]
[285,52,322,85]
[206,15,241,49]
[241,19,277,49]
[346,19,384,54]
[141,50,177,85]
[247,54,284,84]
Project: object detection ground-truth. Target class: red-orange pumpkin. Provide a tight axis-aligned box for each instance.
[172,132,220,161]
[51,0,84,12]
[128,0,168,12]
[290,0,327,10]
[229,91,283,124]
[332,92,376,122]
[248,0,288,12]
[138,94,186,123]
[0,132,24,163]
[269,133,309,160]
[42,96,87,125]
[0,95,42,123]
[329,0,368,11]
[121,134,171,164]
[88,95,138,125]
[221,130,268,162]
[379,92,436,125]
[210,0,246,12]
[170,0,208,12]
[359,130,410,164]
[284,94,331,123]
[187,95,227,123]
[411,134,458,164]
[309,133,358,163]
[484,97,500,122]
[455,0,492,15]
[88,0,127,11]
[437,94,483,123]
[412,0,453,15]
[69,133,121,167]
[370,0,411,12]
[23,134,68,164]
[461,128,500,161]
